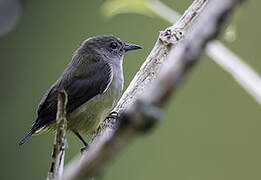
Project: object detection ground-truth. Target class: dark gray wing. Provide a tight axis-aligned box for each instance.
[32,62,113,131]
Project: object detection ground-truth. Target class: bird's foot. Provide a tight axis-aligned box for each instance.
[80,144,89,155]
[106,111,120,119]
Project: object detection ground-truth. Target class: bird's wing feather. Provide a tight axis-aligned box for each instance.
[65,62,113,113]
[32,62,113,131]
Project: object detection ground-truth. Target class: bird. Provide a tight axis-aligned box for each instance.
[19,35,142,146]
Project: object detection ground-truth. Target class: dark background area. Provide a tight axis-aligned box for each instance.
[1,0,260,179]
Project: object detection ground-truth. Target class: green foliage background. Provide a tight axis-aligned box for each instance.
[1,0,260,179]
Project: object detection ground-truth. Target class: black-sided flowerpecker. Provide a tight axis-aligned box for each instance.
[19,35,142,146]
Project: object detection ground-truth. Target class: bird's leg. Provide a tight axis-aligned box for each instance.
[106,111,120,119]
[73,130,89,153]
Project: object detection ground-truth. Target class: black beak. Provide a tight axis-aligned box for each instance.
[124,43,143,51]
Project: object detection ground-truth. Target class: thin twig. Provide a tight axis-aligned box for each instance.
[47,90,68,180]
[149,0,261,105]
[61,0,243,179]
[206,41,261,104]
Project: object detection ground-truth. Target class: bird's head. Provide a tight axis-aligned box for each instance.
[76,35,142,61]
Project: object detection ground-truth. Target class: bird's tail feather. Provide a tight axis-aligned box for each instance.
[18,129,35,145]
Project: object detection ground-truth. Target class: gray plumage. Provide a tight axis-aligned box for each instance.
[19,35,142,145]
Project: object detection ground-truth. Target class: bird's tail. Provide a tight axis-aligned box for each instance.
[18,129,35,146]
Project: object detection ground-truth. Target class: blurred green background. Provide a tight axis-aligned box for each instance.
[1,0,261,179]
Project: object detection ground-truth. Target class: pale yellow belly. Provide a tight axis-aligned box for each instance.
[67,85,120,134]
[68,96,111,133]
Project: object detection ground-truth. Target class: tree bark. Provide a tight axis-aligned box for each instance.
[47,90,68,180]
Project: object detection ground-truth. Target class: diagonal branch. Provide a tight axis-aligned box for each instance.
[61,0,244,179]
[112,0,208,116]
[149,0,261,105]
[206,41,261,104]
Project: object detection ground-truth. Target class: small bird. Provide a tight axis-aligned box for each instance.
[19,35,142,146]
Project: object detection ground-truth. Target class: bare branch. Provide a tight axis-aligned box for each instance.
[61,0,243,179]
[114,0,208,115]
[206,41,261,104]
[47,90,68,180]
[149,0,261,105]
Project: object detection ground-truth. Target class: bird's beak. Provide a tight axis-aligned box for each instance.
[124,43,143,51]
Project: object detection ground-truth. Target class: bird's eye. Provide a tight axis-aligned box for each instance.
[110,42,118,49]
